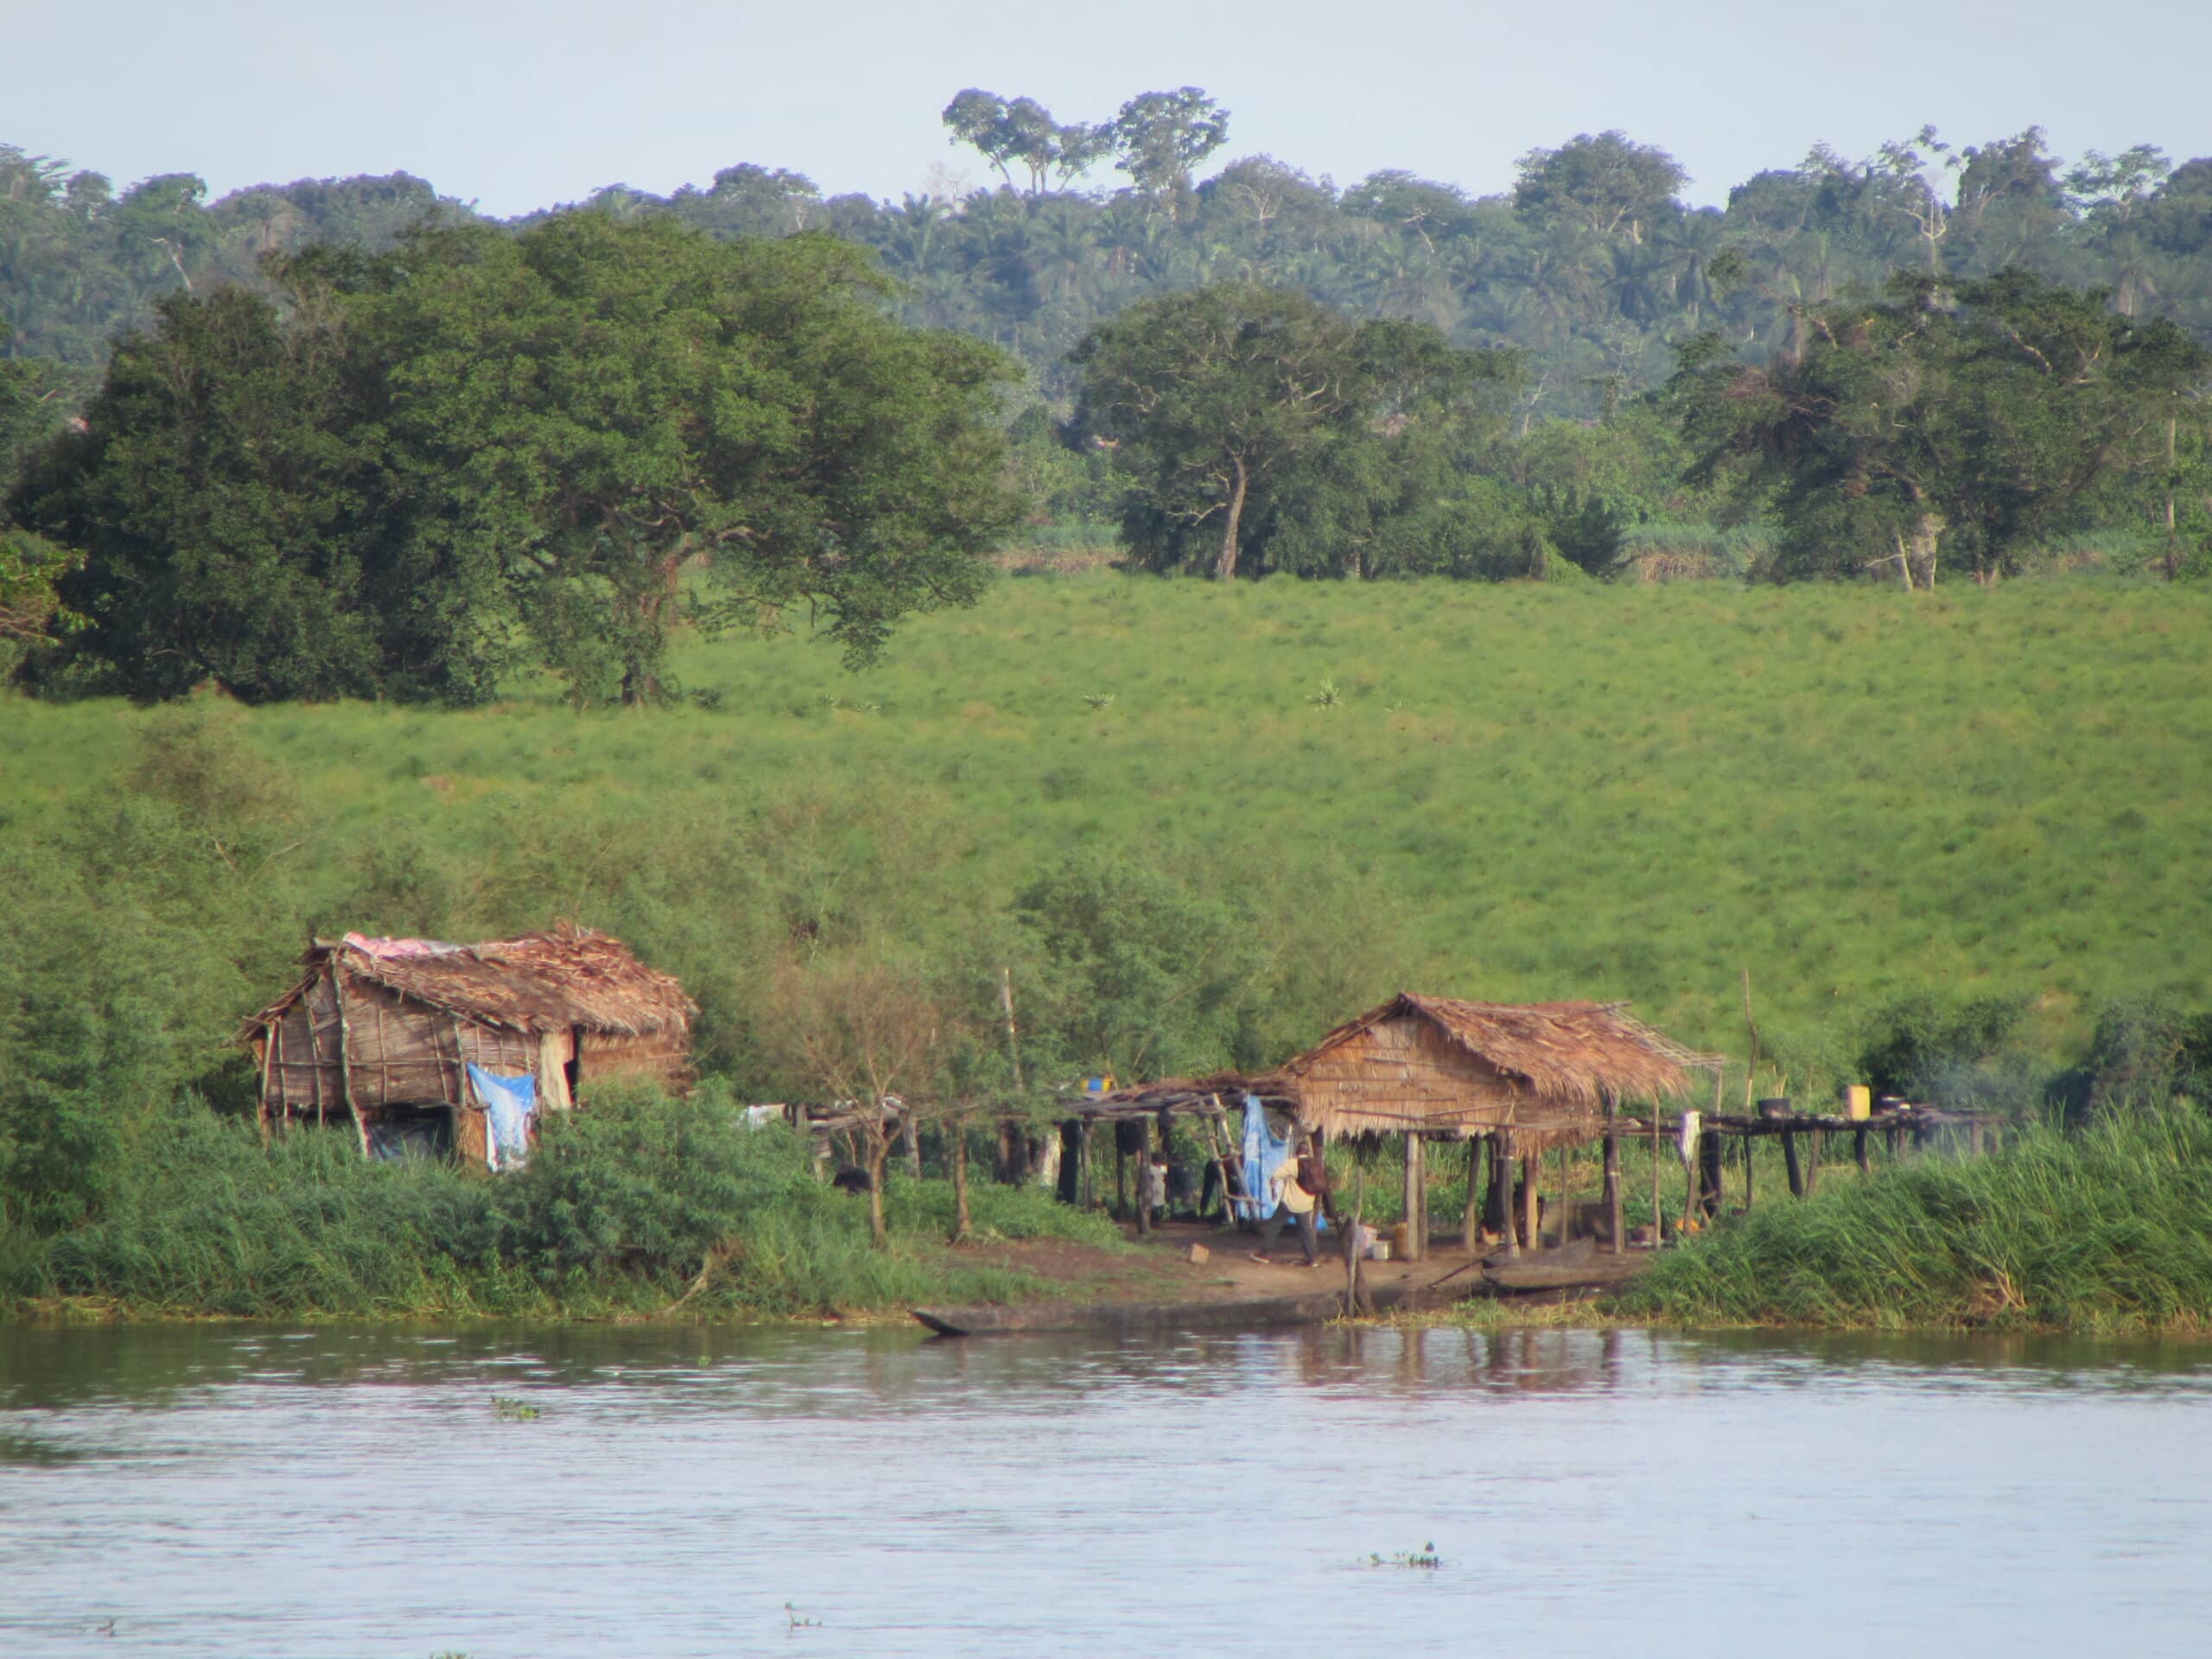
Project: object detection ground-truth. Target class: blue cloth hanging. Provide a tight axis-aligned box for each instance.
[1237,1095,1291,1221]
[467,1064,537,1172]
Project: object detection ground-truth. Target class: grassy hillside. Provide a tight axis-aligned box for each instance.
[5,571,2208,1068]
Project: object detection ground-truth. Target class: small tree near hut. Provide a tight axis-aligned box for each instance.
[768,951,945,1247]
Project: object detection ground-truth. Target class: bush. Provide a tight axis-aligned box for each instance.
[2082,997,2212,1116]
[1858,992,2030,1107]
[496,1082,826,1284]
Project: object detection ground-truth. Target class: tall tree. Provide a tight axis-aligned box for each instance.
[1108,88,1230,213]
[1513,131,1688,243]
[1073,284,1365,578]
[16,217,1021,702]
[1675,268,2210,585]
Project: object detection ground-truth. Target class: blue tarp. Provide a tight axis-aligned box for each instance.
[467,1064,537,1173]
[1237,1095,1290,1221]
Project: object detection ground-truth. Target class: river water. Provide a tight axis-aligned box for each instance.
[3,1320,2209,1656]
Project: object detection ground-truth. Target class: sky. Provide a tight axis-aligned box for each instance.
[15,0,2212,216]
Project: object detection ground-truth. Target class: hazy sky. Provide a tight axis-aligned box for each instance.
[16,0,2212,216]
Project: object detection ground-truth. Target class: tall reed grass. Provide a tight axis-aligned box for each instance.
[1621,1108,2212,1333]
[1,1095,1080,1321]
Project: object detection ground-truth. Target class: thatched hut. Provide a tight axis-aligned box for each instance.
[1269,993,1708,1142]
[1262,993,1717,1260]
[239,925,696,1164]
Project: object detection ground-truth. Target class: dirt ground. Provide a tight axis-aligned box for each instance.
[952,1218,1493,1306]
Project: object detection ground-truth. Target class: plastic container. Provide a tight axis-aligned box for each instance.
[1842,1084,1872,1120]
[1370,1240,1393,1262]
[1390,1220,1411,1257]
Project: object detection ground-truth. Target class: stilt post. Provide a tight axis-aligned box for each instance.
[1603,1091,1624,1255]
[1497,1129,1520,1259]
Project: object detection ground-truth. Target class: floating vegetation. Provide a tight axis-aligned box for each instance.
[1363,1541,1441,1569]
[491,1395,540,1421]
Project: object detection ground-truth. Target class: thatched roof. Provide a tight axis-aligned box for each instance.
[1265,992,1718,1139]
[243,924,696,1039]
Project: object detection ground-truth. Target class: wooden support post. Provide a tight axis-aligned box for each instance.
[1783,1128,1806,1198]
[332,965,370,1160]
[1497,1130,1520,1259]
[1807,1129,1821,1197]
[1519,1154,1538,1249]
[1134,1116,1152,1238]
[1115,1134,1128,1221]
[1649,1110,1662,1245]
[1855,1127,1872,1177]
[1698,1126,1724,1220]
[1743,1126,1754,1210]
[1463,1136,1484,1253]
[1402,1132,1426,1262]
[1603,1095,1624,1255]
[1554,1141,1569,1244]
[258,1027,277,1148]
[1343,1164,1371,1316]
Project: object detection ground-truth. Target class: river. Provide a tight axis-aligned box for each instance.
[3,1320,2208,1656]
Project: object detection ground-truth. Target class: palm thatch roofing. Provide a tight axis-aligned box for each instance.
[1262,992,1720,1140]
[241,923,696,1039]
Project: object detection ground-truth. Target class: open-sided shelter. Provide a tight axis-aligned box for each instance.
[1268,993,1709,1143]
[239,924,696,1163]
[1259,992,1719,1260]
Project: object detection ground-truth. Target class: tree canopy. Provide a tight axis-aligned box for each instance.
[11,218,1020,702]
[1073,285,1517,579]
[1673,267,2210,584]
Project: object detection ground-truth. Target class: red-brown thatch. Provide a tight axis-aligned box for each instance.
[243,924,696,1040]
[1264,992,1719,1140]
[239,924,698,1135]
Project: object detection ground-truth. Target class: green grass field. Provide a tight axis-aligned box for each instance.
[4,570,2208,1071]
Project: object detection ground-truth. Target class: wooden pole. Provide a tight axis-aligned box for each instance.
[1741,967,1761,1114]
[1699,1127,1724,1219]
[1603,1093,1624,1255]
[1807,1128,1822,1196]
[258,1025,277,1147]
[1463,1135,1484,1253]
[1497,1129,1520,1258]
[1554,1141,1569,1244]
[1743,1123,1755,1209]
[1683,1135,1696,1236]
[1343,1164,1370,1315]
[1519,1153,1538,1249]
[1783,1128,1806,1198]
[332,965,370,1160]
[1402,1132,1426,1262]
[1649,1109,1662,1245]
[1133,1116,1151,1237]
[1855,1127,1872,1176]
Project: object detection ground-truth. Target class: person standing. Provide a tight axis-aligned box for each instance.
[1252,1134,1332,1267]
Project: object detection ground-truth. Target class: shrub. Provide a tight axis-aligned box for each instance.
[496,1082,825,1284]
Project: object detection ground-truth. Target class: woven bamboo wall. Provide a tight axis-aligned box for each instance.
[340,977,463,1109]
[577,1029,690,1094]
[264,972,343,1117]
[1299,1015,1605,1140]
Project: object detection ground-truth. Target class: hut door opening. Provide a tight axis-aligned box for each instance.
[565,1027,583,1102]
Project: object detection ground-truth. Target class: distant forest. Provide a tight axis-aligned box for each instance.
[6,93,2212,419]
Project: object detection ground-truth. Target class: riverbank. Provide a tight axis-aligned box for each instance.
[10,1095,2210,1338]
